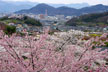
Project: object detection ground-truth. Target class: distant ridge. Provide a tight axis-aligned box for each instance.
[0,1,89,13]
[0,0,36,13]
[48,3,89,9]
[16,3,108,16]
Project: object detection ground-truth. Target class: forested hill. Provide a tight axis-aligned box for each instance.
[66,12,108,27]
[0,16,42,26]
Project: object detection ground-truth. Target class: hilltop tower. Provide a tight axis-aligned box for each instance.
[45,9,48,16]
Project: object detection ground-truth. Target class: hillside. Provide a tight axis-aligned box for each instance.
[78,4,108,14]
[66,12,108,27]
[16,4,108,16]
[0,16,42,26]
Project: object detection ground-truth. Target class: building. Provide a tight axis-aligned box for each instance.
[39,14,45,19]
[56,15,65,20]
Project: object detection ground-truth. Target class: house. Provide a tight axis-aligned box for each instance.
[16,27,23,32]
[103,27,108,32]
[8,23,16,26]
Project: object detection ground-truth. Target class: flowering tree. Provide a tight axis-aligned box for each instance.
[0,30,108,72]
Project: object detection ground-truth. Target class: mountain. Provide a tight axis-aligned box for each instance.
[16,4,56,15]
[15,4,78,16]
[79,4,108,14]
[48,3,89,9]
[0,1,89,13]
[16,4,108,16]
[0,1,36,13]
[56,6,78,16]
[29,4,56,15]
[66,12,108,27]
[11,1,89,9]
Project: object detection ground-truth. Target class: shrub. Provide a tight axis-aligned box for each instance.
[105,42,108,47]
[4,25,16,35]
[24,17,42,26]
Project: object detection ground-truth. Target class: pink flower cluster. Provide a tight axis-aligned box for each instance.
[0,30,108,72]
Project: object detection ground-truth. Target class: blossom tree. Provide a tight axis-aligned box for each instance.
[0,30,108,72]
[48,30,88,50]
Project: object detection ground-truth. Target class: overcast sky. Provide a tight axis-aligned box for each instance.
[2,0,108,5]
